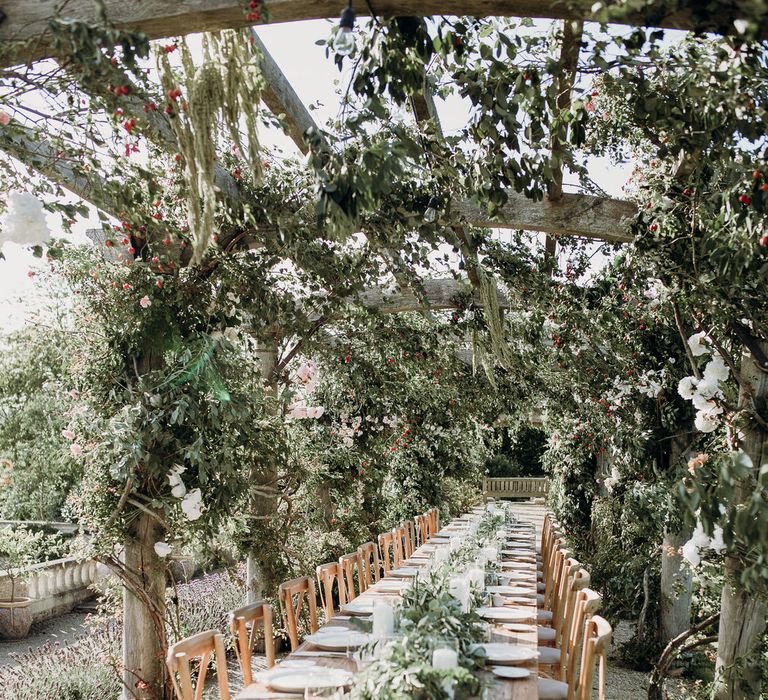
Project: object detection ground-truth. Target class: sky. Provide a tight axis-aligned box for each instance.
[0,17,633,333]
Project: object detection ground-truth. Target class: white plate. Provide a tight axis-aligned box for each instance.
[389,566,419,578]
[504,623,536,633]
[340,600,375,616]
[487,586,535,596]
[269,668,352,692]
[471,643,537,665]
[476,607,536,622]
[491,665,531,679]
[305,630,371,650]
[497,573,531,582]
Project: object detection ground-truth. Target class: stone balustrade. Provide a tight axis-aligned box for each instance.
[0,557,109,622]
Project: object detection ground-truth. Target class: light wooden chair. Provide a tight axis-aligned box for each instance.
[539,587,603,682]
[414,514,429,545]
[358,541,381,586]
[392,525,406,568]
[400,519,416,557]
[278,576,318,651]
[538,565,589,645]
[538,614,611,700]
[316,562,346,620]
[426,508,440,538]
[229,601,275,685]
[166,629,230,700]
[339,551,366,600]
[378,530,397,575]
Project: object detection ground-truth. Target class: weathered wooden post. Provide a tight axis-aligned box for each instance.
[246,337,279,603]
[713,343,768,700]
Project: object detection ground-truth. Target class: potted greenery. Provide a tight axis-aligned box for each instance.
[0,527,48,639]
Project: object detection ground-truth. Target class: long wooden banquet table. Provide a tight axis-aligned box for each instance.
[237,508,540,699]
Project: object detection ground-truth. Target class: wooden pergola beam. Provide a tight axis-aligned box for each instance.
[1,0,763,64]
[250,29,320,154]
[457,190,635,243]
[0,124,121,216]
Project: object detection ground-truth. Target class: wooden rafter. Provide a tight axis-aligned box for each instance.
[1,1,763,64]
[0,123,121,216]
[457,190,634,243]
[250,29,320,154]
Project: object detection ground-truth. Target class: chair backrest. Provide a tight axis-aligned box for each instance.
[400,520,416,557]
[358,541,381,586]
[316,562,346,620]
[544,540,568,611]
[426,508,440,537]
[564,588,603,695]
[575,615,612,700]
[378,530,397,575]
[414,514,429,545]
[547,566,590,679]
[278,576,318,651]
[166,629,230,700]
[391,526,406,568]
[339,551,366,600]
[229,601,275,685]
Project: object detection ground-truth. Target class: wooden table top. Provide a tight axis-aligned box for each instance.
[237,516,540,699]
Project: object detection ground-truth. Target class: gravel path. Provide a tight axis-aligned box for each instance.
[0,612,89,667]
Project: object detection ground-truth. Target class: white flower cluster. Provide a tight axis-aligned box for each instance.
[677,333,729,433]
[287,359,325,419]
[606,368,666,408]
[337,413,363,447]
[0,192,51,248]
[167,464,203,520]
[603,463,621,493]
[681,518,726,568]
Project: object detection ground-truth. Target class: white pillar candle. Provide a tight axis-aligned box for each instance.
[449,577,470,613]
[433,546,449,565]
[432,647,458,669]
[372,600,395,639]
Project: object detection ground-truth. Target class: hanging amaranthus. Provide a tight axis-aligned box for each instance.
[478,271,515,369]
[157,30,264,265]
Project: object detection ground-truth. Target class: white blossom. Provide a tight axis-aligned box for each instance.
[703,355,729,383]
[681,538,701,567]
[677,376,698,400]
[687,331,711,357]
[168,465,187,498]
[0,192,51,248]
[695,410,720,433]
[181,488,203,521]
[154,542,172,557]
[709,526,726,553]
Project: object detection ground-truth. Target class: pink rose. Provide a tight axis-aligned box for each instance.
[61,429,75,441]
[0,111,11,126]
[139,296,152,308]
[70,443,83,457]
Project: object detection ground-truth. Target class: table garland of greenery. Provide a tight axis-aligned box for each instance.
[351,509,508,699]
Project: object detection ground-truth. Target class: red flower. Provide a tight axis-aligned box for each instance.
[760,235,768,247]
[739,194,752,205]
[123,283,131,290]
[144,102,157,112]
[344,355,351,364]
[248,11,261,20]
[168,88,182,102]
[762,183,768,191]
[105,240,115,247]
[156,279,164,288]
[649,223,658,232]
[163,45,177,54]
[152,213,162,220]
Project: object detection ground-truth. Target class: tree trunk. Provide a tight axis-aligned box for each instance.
[712,342,768,700]
[660,524,694,643]
[660,434,693,644]
[122,510,167,700]
[246,338,279,603]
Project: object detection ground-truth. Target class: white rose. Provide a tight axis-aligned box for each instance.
[694,410,719,433]
[181,488,203,521]
[154,542,172,558]
[703,355,729,383]
[0,192,51,248]
[677,376,698,400]
[687,331,711,357]
[681,538,701,568]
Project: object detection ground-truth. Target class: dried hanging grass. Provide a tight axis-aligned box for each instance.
[157,30,264,265]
